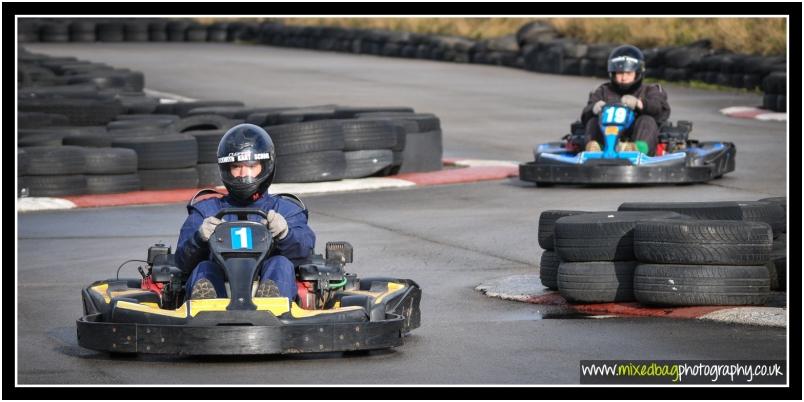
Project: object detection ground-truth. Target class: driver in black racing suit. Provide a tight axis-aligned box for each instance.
[580,44,671,156]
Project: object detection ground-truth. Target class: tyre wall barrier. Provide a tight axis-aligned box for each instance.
[17,48,444,196]
[19,18,787,111]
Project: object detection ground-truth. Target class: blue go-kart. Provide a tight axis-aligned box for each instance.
[519,104,736,185]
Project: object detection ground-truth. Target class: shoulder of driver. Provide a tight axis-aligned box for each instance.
[268,195,305,218]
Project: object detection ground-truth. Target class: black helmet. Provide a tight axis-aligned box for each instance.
[217,123,275,203]
[607,44,645,94]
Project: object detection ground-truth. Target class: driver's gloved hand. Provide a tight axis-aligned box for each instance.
[592,100,606,115]
[620,95,641,110]
[263,210,289,240]
[197,216,222,242]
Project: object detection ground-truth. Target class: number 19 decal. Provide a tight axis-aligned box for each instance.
[231,227,253,249]
[603,106,627,124]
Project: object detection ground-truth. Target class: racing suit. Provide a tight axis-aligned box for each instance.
[581,82,671,156]
[176,194,315,299]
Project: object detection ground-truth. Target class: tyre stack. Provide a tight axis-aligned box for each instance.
[21,146,87,196]
[262,120,346,183]
[111,134,199,190]
[18,49,446,194]
[619,198,787,305]
[553,211,687,303]
[536,210,588,290]
[354,112,443,173]
[633,219,772,306]
[762,72,787,112]
[758,197,787,290]
[338,119,401,179]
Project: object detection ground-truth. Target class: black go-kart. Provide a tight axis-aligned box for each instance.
[76,192,421,356]
[519,104,736,186]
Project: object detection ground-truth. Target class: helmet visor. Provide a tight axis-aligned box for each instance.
[218,150,272,185]
[608,55,642,73]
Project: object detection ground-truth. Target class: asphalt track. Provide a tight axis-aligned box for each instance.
[17,43,788,385]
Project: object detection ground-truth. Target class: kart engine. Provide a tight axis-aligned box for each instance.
[143,243,185,310]
[296,242,358,309]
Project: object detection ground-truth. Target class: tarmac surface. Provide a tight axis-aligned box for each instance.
[17,42,789,385]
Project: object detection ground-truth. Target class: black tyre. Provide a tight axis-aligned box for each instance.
[339,119,399,151]
[186,24,208,42]
[354,112,440,132]
[343,150,394,179]
[398,130,443,173]
[196,163,222,187]
[555,211,687,262]
[138,168,199,190]
[634,219,772,266]
[618,201,785,238]
[18,149,29,176]
[762,71,785,94]
[275,109,338,125]
[156,100,245,117]
[115,114,180,122]
[111,135,198,169]
[767,234,786,291]
[539,251,560,290]
[265,120,345,156]
[83,147,138,174]
[538,210,589,250]
[23,174,88,196]
[633,264,770,306]
[333,106,415,119]
[19,98,123,126]
[189,106,287,119]
[762,94,777,111]
[273,151,346,183]
[97,22,124,42]
[107,118,175,131]
[169,114,239,133]
[186,129,226,163]
[775,95,786,113]
[558,261,636,303]
[19,112,69,129]
[758,197,786,234]
[18,132,65,147]
[23,146,87,175]
[86,173,141,194]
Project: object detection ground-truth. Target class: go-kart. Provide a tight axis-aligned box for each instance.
[76,192,421,356]
[519,103,736,185]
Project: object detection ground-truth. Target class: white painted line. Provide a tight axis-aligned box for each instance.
[720,106,787,122]
[17,197,77,212]
[755,113,787,122]
[143,88,198,103]
[720,106,760,114]
[270,177,415,195]
[451,159,520,168]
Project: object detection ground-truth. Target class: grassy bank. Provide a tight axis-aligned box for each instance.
[264,17,786,56]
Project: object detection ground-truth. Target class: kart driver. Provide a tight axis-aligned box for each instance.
[176,123,315,300]
[580,44,671,156]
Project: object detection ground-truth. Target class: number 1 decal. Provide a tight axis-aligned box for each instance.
[231,227,253,249]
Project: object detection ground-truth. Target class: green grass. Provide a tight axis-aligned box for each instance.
[263,17,786,56]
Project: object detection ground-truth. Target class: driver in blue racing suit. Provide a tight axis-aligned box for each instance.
[580,44,671,156]
[176,124,315,300]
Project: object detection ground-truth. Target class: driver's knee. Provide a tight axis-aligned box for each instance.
[584,117,602,142]
[186,261,226,296]
[260,256,297,298]
[632,116,659,156]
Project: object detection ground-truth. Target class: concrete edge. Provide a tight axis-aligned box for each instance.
[17,160,518,212]
[720,106,787,121]
[476,274,787,328]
